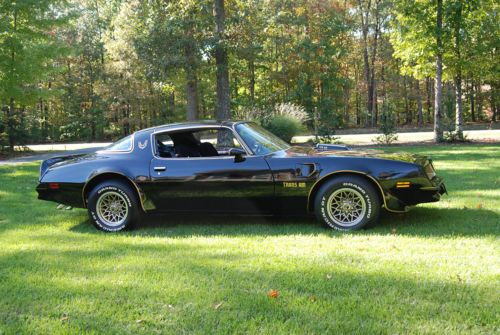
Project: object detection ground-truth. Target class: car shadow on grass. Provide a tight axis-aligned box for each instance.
[69,206,499,238]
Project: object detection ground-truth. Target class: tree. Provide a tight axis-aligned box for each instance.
[434,0,444,142]
[391,0,446,142]
[355,0,387,127]
[0,0,497,147]
[213,0,230,119]
[134,1,213,121]
[0,0,70,149]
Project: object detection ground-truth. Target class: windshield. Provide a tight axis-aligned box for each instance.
[104,135,133,152]
[235,122,290,155]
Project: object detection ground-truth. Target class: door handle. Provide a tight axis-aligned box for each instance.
[154,166,166,172]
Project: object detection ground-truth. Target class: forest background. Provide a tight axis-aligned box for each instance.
[0,0,498,149]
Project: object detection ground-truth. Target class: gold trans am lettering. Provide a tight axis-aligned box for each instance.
[283,182,306,188]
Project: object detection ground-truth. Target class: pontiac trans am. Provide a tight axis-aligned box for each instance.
[36,121,446,232]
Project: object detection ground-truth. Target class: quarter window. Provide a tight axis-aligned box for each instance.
[104,135,132,152]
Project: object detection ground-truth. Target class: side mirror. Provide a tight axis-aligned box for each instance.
[229,148,246,163]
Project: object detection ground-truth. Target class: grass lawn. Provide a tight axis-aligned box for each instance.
[0,144,499,334]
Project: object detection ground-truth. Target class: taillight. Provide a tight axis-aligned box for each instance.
[49,183,60,189]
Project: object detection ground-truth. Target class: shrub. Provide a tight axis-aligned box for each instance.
[234,103,309,125]
[374,102,398,145]
[272,103,309,123]
[0,132,8,152]
[315,123,341,144]
[443,131,469,143]
[263,116,301,143]
[233,106,267,122]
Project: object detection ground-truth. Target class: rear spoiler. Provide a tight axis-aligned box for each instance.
[39,154,86,180]
[315,143,351,151]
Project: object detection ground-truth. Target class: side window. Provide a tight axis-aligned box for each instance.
[155,133,175,158]
[155,128,244,158]
[196,129,242,150]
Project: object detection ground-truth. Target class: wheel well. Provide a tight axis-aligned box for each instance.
[307,171,385,211]
[82,173,143,210]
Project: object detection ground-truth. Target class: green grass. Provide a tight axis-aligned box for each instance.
[1,144,499,334]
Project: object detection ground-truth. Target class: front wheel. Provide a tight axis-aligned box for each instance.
[87,180,139,232]
[314,176,381,231]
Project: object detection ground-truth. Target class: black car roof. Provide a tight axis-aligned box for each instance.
[136,120,246,135]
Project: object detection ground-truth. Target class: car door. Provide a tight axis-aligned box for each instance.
[146,127,275,213]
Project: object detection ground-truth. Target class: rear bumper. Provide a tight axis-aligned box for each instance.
[36,183,84,208]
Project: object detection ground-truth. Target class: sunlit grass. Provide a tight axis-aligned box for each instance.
[0,144,499,334]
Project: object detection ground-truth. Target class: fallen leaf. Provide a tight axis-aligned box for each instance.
[56,204,64,210]
[326,274,332,280]
[309,295,317,302]
[213,302,223,310]
[391,228,397,234]
[65,206,72,210]
[476,203,482,209]
[60,314,69,322]
[267,289,279,298]
[136,319,144,324]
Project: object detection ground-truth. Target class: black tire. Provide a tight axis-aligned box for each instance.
[314,175,381,231]
[87,180,139,232]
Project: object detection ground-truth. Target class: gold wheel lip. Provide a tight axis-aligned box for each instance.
[326,187,367,227]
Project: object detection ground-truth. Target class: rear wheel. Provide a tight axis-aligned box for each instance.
[87,180,139,232]
[314,176,381,231]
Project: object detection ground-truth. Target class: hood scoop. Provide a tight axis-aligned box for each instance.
[315,143,351,152]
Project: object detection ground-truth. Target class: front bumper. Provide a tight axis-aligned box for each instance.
[384,177,447,212]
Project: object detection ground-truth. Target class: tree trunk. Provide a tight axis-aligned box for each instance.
[416,79,423,127]
[354,61,361,125]
[453,1,463,139]
[200,85,207,119]
[469,80,475,122]
[475,82,483,121]
[426,77,433,123]
[343,85,350,126]
[185,66,199,121]
[370,1,380,127]
[8,98,15,150]
[434,0,444,143]
[184,41,199,121]
[168,92,175,120]
[7,10,17,150]
[455,75,463,137]
[358,0,373,126]
[248,58,255,105]
[214,0,230,120]
[491,83,498,122]
[404,77,411,124]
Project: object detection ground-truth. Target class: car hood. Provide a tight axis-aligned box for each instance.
[279,146,429,166]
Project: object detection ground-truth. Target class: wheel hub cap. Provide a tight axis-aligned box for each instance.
[326,188,367,227]
[96,191,128,227]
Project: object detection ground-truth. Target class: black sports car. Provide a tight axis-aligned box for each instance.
[36,121,446,231]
